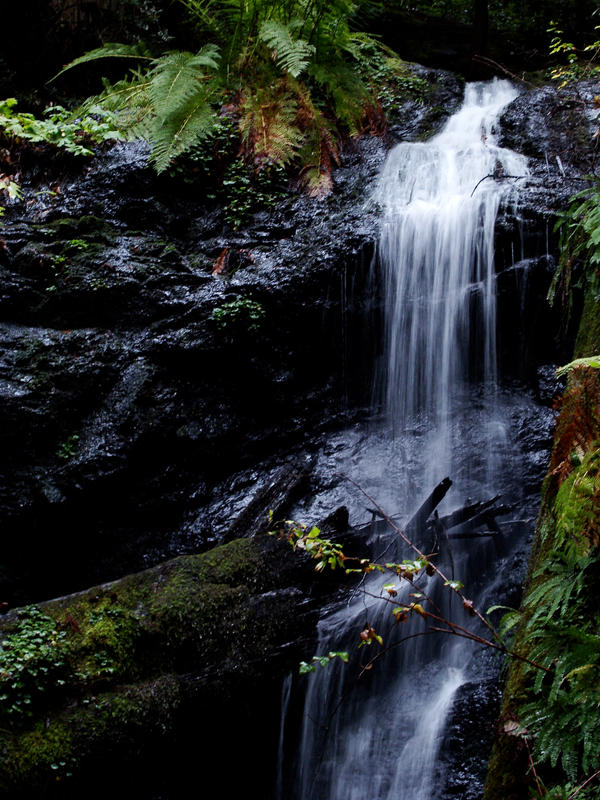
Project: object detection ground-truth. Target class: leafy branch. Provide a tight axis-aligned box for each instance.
[269,475,549,676]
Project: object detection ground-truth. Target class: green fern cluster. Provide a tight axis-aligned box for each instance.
[517,447,600,789]
[53,0,425,194]
[65,43,222,173]
[549,180,600,314]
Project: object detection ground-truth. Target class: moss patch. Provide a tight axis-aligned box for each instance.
[574,292,600,358]
[0,535,313,797]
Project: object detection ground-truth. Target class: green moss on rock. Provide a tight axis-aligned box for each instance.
[574,293,600,358]
[0,535,315,797]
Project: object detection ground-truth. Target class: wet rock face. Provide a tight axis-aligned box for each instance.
[0,104,393,604]
[498,81,599,221]
[439,680,502,800]
[0,69,591,606]
[499,82,599,173]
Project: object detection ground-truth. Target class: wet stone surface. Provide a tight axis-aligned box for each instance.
[0,69,593,610]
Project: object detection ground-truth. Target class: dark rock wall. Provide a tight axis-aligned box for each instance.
[0,68,465,606]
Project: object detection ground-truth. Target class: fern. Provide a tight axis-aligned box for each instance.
[54,0,420,188]
[52,41,153,81]
[517,446,600,787]
[239,82,304,169]
[63,47,221,173]
[309,60,368,135]
[549,180,600,313]
[149,47,220,112]
[259,19,315,78]
[78,72,153,138]
[147,48,220,171]
[151,95,217,173]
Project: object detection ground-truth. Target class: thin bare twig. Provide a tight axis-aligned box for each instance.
[334,472,505,646]
[569,768,600,799]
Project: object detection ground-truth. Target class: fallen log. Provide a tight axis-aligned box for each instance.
[433,494,502,532]
[0,534,318,799]
[405,476,453,538]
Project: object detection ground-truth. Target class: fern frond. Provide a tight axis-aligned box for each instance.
[150,95,216,172]
[52,41,153,81]
[344,31,397,60]
[177,0,238,41]
[239,84,304,169]
[149,47,220,118]
[78,72,152,113]
[309,59,368,134]
[259,19,315,78]
[297,123,339,198]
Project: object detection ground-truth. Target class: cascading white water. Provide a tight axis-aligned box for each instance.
[373,79,527,475]
[286,80,529,800]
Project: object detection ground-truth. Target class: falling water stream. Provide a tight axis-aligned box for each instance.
[281,80,536,800]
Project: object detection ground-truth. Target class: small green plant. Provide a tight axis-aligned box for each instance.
[212,297,266,333]
[547,21,600,88]
[65,238,90,253]
[268,507,517,665]
[269,516,346,572]
[0,606,68,722]
[0,98,122,156]
[0,172,23,201]
[170,120,287,226]
[222,161,287,229]
[57,434,80,460]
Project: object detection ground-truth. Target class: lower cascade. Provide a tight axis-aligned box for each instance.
[280,80,537,800]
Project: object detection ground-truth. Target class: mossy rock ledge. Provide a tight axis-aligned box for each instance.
[0,534,318,798]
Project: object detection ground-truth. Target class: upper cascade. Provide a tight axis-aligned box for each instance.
[373,79,529,434]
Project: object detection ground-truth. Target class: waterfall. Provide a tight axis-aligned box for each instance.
[374,79,527,474]
[286,80,529,800]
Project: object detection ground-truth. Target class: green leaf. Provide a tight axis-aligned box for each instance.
[328,651,349,663]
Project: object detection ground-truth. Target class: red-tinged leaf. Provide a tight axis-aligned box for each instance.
[360,629,370,641]
[411,603,426,617]
[463,599,476,616]
[212,247,230,275]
